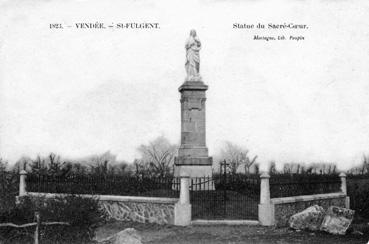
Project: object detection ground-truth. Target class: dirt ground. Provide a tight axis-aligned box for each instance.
[95,220,369,244]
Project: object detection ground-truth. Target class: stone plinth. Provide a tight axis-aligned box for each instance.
[174,81,212,178]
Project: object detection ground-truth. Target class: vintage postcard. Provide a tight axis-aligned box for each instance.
[0,0,368,243]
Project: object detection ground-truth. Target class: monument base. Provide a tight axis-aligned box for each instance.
[174,165,213,177]
[174,165,214,190]
[175,77,214,190]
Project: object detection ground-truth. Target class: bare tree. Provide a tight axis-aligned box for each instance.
[85,151,130,176]
[136,136,177,177]
[219,141,257,174]
[283,163,293,174]
[71,163,88,175]
[132,159,150,177]
[26,153,72,176]
[87,151,115,175]
[241,152,258,175]
[47,153,71,176]
[30,156,48,175]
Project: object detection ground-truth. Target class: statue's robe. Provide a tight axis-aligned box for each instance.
[185,36,201,80]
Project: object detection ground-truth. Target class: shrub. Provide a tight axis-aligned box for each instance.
[0,195,106,243]
[0,171,19,212]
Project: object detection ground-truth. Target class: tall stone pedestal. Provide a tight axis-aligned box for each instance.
[174,81,213,178]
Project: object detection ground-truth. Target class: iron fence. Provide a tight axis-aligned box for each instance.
[190,174,260,220]
[26,174,180,198]
[270,174,341,198]
[347,176,369,217]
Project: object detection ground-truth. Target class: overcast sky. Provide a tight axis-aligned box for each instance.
[1,0,369,170]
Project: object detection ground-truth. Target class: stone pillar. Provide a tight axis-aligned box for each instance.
[179,175,190,204]
[258,172,274,226]
[260,172,271,204]
[174,174,192,226]
[339,172,350,208]
[174,81,213,178]
[19,170,27,196]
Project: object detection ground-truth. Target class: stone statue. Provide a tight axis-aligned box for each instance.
[185,29,201,81]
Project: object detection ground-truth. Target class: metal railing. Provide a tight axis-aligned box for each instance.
[26,173,180,198]
[270,174,341,198]
[190,174,260,220]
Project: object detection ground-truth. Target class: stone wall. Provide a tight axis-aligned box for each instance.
[272,193,347,227]
[100,199,175,225]
[26,192,178,225]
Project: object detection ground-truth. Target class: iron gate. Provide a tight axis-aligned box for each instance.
[190,165,260,220]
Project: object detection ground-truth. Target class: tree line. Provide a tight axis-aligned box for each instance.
[1,136,369,177]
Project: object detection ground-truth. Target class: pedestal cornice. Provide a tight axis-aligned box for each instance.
[179,81,208,92]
